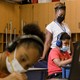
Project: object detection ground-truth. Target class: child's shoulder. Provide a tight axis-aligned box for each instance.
[50,47,60,53]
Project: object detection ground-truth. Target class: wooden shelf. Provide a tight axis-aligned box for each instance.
[0,33,18,52]
[0,43,3,53]
[71,33,80,43]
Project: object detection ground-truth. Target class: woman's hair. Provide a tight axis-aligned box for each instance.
[54,2,66,12]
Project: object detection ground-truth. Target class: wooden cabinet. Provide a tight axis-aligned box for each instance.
[65,0,80,42]
[20,3,49,32]
[0,1,80,52]
[76,0,80,33]
[0,1,19,52]
[0,1,20,34]
[71,33,80,43]
[0,34,3,52]
[0,33,18,53]
[20,2,59,32]
[20,4,33,24]
[65,0,76,33]
[33,3,49,31]
[48,2,56,23]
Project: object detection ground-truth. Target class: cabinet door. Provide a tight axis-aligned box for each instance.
[33,3,49,32]
[31,4,39,25]
[48,2,56,23]
[76,0,80,33]
[20,4,33,24]
[0,2,20,34]
[8,4,20,34]
[12,4,20,34]
[65,0,76,33]
[0,1,9,33]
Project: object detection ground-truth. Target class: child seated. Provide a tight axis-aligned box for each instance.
[48,32,72,79]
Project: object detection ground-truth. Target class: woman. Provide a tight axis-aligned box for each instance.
[41,2,71,61]
[0,23,45,80]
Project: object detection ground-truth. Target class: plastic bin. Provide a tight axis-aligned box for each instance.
[26,68,47,80]
[33,60,47,68]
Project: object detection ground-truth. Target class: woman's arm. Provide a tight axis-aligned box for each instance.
[40,30,52,60]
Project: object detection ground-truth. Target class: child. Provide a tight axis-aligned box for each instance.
[0,23,45,80]
[48,32,72,79]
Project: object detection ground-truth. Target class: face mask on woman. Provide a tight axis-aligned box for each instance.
[60,45,69,52]
[6,49,27,73]
[57,15,65,23]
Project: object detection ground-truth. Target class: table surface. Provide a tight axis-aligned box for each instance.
[28,68,48,71]
[46,78,68,80]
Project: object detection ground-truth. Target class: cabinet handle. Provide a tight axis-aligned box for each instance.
[78,22,80,29]
[32,5,34,9]
[45,24,47,27]
[5,26,8,48]
[13,28,16,40]
[9,20,12,42]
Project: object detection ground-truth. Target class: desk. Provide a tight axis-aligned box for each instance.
[28,68,47,71]
[26,68,47,80]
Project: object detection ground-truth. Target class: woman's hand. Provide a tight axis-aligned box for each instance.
[3,72,28,80]
[39,56,45,61]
